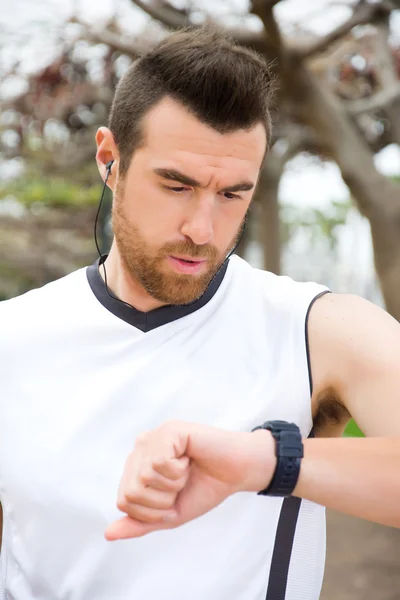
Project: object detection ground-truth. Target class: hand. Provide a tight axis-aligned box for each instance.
[105,420,276,540]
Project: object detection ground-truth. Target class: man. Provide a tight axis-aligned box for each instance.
[0,27,399,600]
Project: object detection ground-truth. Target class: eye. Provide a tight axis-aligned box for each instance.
[163,186,188,193]
[223,192,241,200]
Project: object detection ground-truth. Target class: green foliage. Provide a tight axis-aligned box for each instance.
[0,262,39,300]
[344,420,365,437]
[0,177,103,208]
[281,199,351,250]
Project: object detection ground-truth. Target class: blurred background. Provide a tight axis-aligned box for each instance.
[1,0,399,597]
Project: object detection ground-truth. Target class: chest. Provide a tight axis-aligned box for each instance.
[0,311,317,599]
[1,320,301,511]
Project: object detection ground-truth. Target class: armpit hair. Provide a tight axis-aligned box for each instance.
[313,386,351,430]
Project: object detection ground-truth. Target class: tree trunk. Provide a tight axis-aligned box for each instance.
[256,158,282,274]
[374,17,400,146]
[368,217,400,319]
[283,57,400,319]
[255,127,313,275]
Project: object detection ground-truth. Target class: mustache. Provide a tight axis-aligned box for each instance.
[160,241,219,260]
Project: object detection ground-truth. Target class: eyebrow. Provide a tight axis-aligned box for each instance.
[153,168,254,193]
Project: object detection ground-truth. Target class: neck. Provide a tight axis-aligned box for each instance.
[100,242,167,312]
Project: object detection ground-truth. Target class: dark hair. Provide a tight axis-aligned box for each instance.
[109,27,275,175]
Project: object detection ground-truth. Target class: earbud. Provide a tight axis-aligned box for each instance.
[106,160,114,174]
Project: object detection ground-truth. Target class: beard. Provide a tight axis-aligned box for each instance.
[112,180,244,306]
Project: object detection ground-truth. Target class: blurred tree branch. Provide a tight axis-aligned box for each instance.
[295,0,392,60]
[130,0,191,29]
[130,1,270,53]
[251,0,283,55]
[346,82,400,115]
[69,18,142,58]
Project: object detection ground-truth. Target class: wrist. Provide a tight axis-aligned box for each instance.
[240,429,277,493]
[252,421,304,497]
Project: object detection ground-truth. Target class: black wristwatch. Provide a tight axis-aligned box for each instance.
[251,420,303,497]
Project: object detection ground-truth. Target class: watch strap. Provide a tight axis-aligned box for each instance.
[252,420,303,497]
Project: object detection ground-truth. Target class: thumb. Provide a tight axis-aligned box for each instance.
[104,514,178,541]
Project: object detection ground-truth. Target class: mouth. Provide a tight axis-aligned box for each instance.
[167,255,207,274]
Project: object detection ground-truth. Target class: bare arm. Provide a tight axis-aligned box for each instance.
[294,435,400,527]
[295,293,400,527]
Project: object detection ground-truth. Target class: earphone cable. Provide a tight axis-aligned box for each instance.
[94,167,137,311]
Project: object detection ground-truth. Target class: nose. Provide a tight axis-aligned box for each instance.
[180,197,214,246]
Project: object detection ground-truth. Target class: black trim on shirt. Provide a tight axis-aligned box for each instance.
[305,290,332,396]
[264,288,331,600]
[86,255,229,333]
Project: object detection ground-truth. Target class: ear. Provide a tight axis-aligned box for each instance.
[95,127,119,190]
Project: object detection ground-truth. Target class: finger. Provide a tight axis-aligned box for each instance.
[139,469,187,492]
[118,502,175,524]
[122,487,176,510]
[152,456,190,480]
[105,514,177,541]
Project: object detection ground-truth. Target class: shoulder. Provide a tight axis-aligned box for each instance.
[228,255,328,316]
[307,293,400,364]
[0,267,88,336]
[308,293,400,432]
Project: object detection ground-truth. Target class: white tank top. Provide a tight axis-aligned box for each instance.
[0,255,328,600]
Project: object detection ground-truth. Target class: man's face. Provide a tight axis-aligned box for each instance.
[112,97,266,305]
